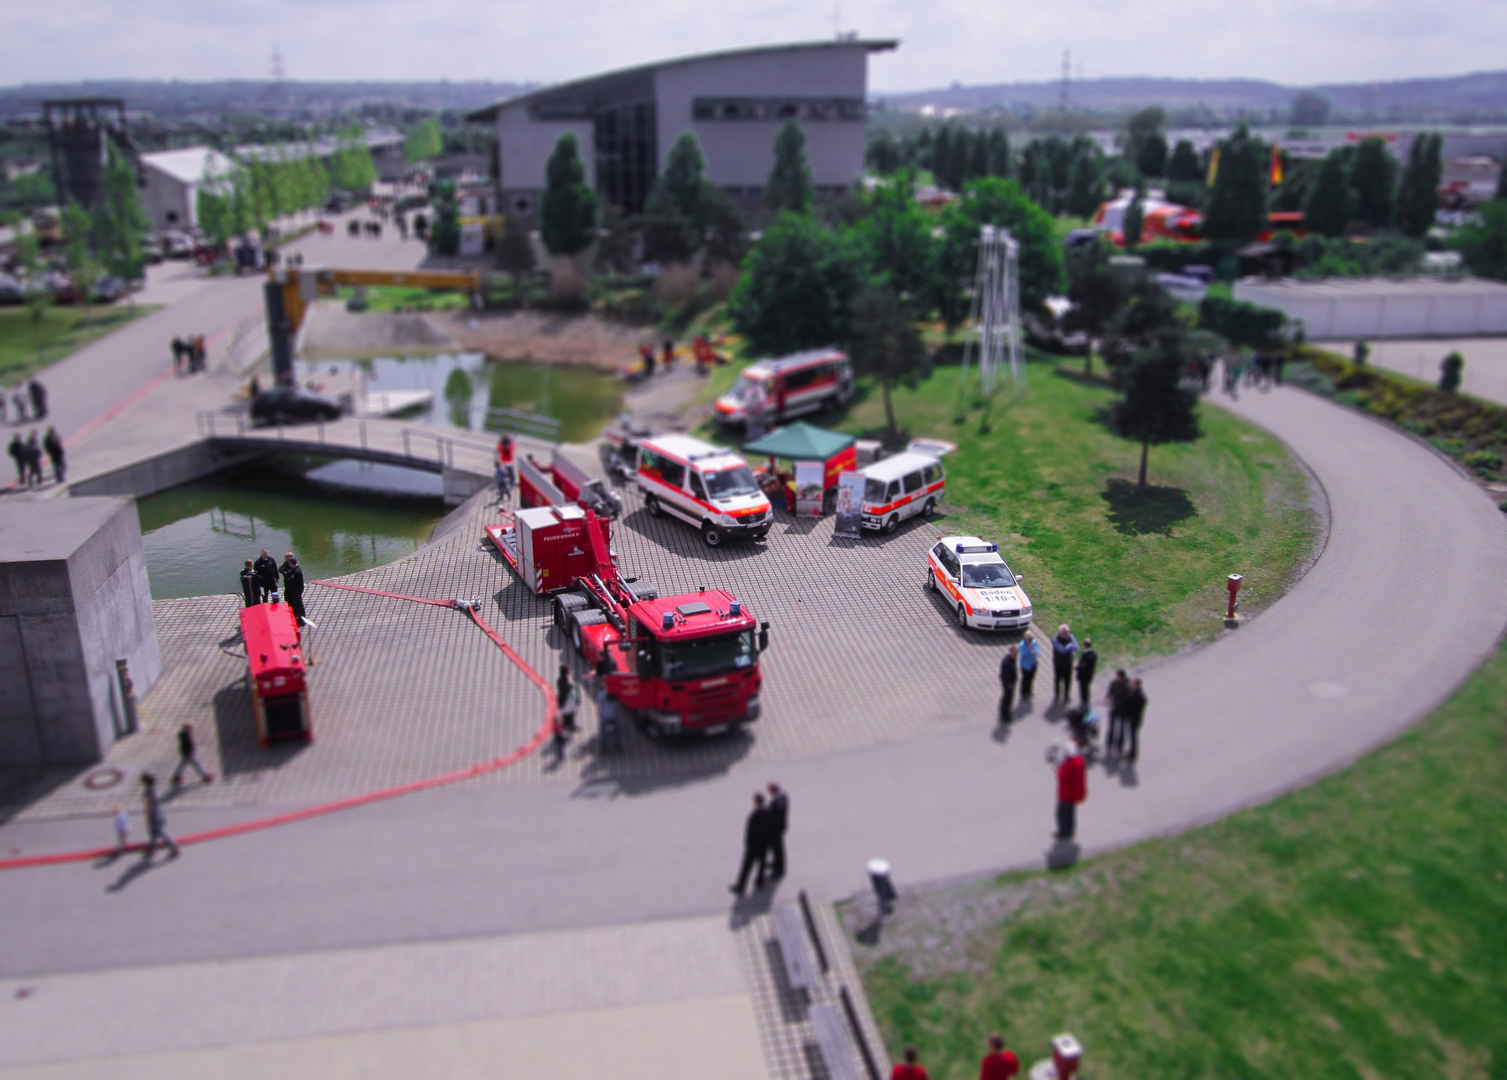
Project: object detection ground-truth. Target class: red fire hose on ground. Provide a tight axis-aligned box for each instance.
[0,581,555,872]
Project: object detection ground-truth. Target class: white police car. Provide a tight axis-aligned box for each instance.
[925,535,1033,631]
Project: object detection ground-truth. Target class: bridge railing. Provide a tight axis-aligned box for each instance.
[463,404,561,443]
[195,411,501,476]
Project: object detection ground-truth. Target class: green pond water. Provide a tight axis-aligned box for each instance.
[137,458,445,600]
[297,353,623,444]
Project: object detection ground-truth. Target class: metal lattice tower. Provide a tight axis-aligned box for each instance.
[959,224,1024,399]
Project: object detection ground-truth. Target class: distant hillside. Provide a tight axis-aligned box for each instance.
[0,79,533,120]
[878,71,1507,122]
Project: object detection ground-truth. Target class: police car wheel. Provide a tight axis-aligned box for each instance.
[645,494,663,518]
[702,522,724,547]
[882,515,898,535]
[925,569,936,592]
[957,604,970,629]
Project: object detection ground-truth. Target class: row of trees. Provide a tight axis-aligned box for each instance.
[197,149,330,247]
[1302,134,1442,238]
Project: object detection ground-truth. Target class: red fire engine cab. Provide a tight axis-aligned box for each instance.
[486,504,769,736]
[240,599,312,744]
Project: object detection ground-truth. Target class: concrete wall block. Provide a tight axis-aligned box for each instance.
[0,558,74,617]
[17,613,97,763]
[0,615,42,762]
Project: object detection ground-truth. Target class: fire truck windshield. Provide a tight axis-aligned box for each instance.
[704,466,759,499]
[660,629,755,680]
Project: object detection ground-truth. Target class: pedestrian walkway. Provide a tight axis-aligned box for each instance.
[1316,335,1507,406]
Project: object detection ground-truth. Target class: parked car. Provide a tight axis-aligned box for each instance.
[926,535,1034,632]
[91,276,127,303]
[162,231,195,259]
[250,386,344,427]
[141,233,165,264]
[0,274,25,305]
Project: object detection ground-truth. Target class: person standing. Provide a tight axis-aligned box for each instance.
[1018,633,1039,701]
[729,792,772,896]
[140,773,179,860]
[1123,677,1148,763]
[42,427,65,484]
[1075,636,1098,708]
[1104,669,1130,758]
[171,722,213,788]
[1055,743,1087,841]
[171,337,185,373]
[766,782,789,880]
[1051,624,1079,702]
[28,378,47,420]
[998,644,1018,723]
[253,549,279,603]
[112,804,131,857]
[24,431,43,486]
[596,687,623,754]
[979,1034,1021,1080]
[7,432,22,485]
[239,560,259,607]
[891,1047,929,1080]
[556,664,579,733]
[639,343,655,378]
[279,553,306,626]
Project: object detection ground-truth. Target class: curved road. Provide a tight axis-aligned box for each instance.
[2,384,1506,978]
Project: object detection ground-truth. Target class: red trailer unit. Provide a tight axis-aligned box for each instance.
[518,449,624,519]
[240,600,312,744]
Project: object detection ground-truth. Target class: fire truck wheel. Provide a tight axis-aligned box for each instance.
[882,515,899,535]
[569,609,607,653]
[645,494,664,518]
[553,592,589,628]
[701,522,725,547]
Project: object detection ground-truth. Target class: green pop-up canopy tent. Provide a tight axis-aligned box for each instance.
[741,421,855,461]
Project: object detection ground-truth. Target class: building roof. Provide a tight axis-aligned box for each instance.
[139,146,236,186]
[466,39,899,122]
[743,421,855,462]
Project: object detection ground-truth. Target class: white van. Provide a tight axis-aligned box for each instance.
[859,451,948,534]
[636,434,774,547]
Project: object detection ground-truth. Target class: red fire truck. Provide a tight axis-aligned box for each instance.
[518,447,624,519]
[486,504,769,735]
[240,600,312,744]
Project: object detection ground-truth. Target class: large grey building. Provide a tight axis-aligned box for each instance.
[466,39,896,224]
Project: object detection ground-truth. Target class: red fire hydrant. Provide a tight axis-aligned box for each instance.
[1226,574,1244,621]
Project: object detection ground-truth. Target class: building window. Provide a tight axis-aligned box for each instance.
[594,99,657,217]
[691,97,865,122]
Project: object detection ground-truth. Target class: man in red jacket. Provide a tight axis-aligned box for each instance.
[1055,745,1087,841]
[980,1034,1021,1079]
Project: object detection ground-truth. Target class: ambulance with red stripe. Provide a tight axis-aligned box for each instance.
[926,535,1034,631]
[858,439,953,534]
[636,434,773,547]
[714,347,854,427]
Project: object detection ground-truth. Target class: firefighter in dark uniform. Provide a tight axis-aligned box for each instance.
[279,552,306,626]
[239,560,259,607]
[253,549,279,603]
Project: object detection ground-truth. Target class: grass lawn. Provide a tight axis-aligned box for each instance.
[819,353,1316,665]
[336,284,472,313]
[848,635,1507,1079]
[0,303,157,385]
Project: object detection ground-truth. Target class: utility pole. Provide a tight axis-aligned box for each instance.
[1060,50,1071,113]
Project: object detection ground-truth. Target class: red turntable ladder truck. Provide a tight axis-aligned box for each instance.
[485,505,769,736]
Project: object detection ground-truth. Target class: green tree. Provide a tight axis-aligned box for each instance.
[1065,143,1105,218]
[430,180,461,256]
[985,130,1011,177]
[15,231,52,364]
[867,129,902,175]
[703,188,750,268]
[61,200,100,325]
[1439,351,1464,393]
[847,282,930,438]
[328,127,377,192]
[856,174,937,302]
[1350,136,1396,230]
[91,142,149,299]
[1455,200,1507,280]
[496,213,536,278]
[934,177,1063,328]
[1122,106,1167,175]
[728,212,866,355]
[1289,90,1331,127]
[1397,133,1442,238]
[1102,271,1181,373]
[539,133,598,257]
[1113,328,1202,488]
[405,119,444,163]
[1305,148,1354,237]
[1122,190,1145,250]
[1063,238,1128,374]
[1203,122,1268,243]
[593,202,637,274]
[642,131,712,262]
[764,119,814,216]
[1167,139,1202,183]
[1137,131,1169,179]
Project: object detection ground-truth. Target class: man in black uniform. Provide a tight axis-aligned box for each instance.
[766,782,789,879]
[28,378,47,420]
[171,722,213,788]
[998,644,1018,723]
[1105,669,1130,757]
[253,549,279,603]
[1123,677,1149,763]
[729,792,772,896]
[1076,637,1098,708]
[279,552,306,626]
[239,560,259,607]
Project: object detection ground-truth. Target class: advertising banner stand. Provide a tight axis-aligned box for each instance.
[833,471,864,538]
[794,460,824,516]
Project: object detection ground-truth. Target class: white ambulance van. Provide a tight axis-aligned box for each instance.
[714,347,854,427]
[636,434,774,547]
[857,439,954,534]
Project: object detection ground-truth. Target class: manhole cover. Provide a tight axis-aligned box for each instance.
[83,767,124,791]
[1308,681,1349,700]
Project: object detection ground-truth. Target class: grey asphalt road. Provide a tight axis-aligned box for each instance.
[3,384,1505,980]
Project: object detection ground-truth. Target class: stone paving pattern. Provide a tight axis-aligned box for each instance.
[2,448,1035,821]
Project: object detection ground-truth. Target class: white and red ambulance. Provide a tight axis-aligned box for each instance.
[636,434,773,547]
[714,347,854,427]
[857,439,954,534]
[926,535,1034,631]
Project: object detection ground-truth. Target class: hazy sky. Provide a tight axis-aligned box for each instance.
[4,0,1503,90]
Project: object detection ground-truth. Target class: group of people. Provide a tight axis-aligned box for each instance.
[1222,350,1287,396]
[7,426,64,488]
[171,335,208,374]
[892,1034,1022,1080]
[112,722,217,862]
[238,548,309,626]
[994,624,1150,843]
[551,660,626,761]
[2,378,47,424]
[636,339,678,379]
[731,782,790,896]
